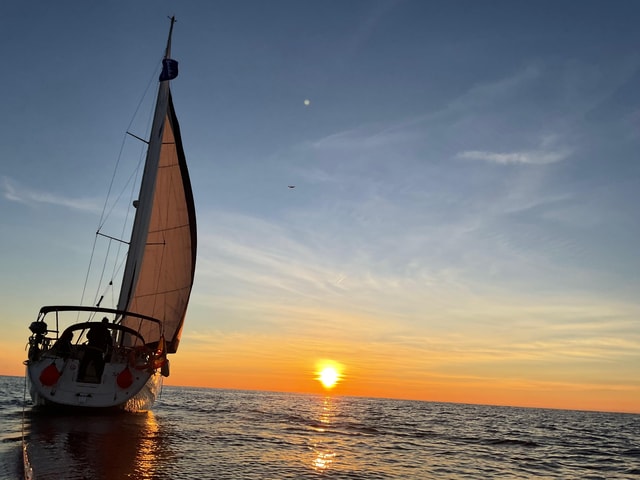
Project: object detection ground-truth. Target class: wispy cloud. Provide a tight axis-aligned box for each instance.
[446,64,542,114]
[457,148,571,165]
[1,176,102,213]
[343,0,406,59]
[311,124,416,151]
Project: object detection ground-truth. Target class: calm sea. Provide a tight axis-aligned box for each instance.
[1,375,638,479]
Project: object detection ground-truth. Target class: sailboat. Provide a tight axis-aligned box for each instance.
[24,17,196,410]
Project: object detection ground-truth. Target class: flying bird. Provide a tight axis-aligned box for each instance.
[288,185,295,189]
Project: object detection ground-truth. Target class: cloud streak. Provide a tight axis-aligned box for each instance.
[1,176,102,213]
[457,148,571,165]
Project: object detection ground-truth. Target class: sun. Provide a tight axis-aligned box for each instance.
[319,367,339,388]
[315,361,343,390]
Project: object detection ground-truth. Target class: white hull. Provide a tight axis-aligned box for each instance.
[26,357,162,411]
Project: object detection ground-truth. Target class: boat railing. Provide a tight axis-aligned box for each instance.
[28,305,163,365]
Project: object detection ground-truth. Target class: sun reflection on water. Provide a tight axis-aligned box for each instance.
[133,411,161,479]
[310,396,338,473]
[312,449,337,471]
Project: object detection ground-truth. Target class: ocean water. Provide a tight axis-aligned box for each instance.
[1,376,638,479]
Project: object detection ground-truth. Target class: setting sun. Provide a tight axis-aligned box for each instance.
[315,360,343,390]
[319,367,338,388]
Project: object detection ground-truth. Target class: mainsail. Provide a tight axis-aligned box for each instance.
[117,17,197,354]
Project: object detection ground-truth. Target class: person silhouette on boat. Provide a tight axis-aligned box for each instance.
[78,318,113,382]
[89,317,113,351]
[52,329,74,359]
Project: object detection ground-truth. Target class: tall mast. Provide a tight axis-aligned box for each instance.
[117,16,178,315]
[165,16,175,59]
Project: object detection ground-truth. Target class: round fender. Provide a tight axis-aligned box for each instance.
[39,363,61,386]
[117,367,134,389]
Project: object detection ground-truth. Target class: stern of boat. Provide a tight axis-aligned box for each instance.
[25,306,167,410]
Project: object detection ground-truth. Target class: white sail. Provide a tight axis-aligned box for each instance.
[117,20,196,354]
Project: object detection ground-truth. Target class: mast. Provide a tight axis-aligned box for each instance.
[165,16,175,58]
[117,17,178,317]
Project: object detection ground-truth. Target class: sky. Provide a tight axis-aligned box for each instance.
[1,1,639,413]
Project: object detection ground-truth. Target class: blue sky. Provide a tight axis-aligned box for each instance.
[2,1,639,411]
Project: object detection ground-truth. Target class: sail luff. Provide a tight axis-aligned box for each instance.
[116,81,170,316]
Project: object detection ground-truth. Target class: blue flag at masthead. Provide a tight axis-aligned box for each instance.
[160,58,179,81]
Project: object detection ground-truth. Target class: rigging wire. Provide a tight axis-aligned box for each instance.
[79,63,161,309]
[97,65,160,231]
[90,238,113,310]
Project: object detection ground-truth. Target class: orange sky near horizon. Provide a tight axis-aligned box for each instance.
[163,354,640,415]
[4,329,636,415]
